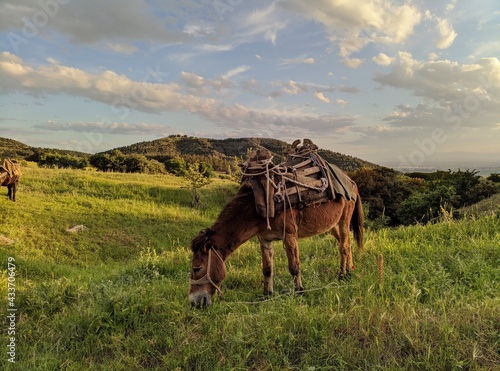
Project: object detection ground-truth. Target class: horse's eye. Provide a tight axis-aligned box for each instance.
[193,266,202,274]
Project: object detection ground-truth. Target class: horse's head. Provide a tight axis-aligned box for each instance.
[188,229,227,308]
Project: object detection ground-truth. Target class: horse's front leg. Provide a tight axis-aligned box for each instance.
[283,233,304,292]
[258,237,274,296]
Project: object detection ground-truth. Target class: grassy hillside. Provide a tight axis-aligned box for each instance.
[459,193,500,217]
[1,165,499,370]
[0,137,34,159]
[0,137,90,162]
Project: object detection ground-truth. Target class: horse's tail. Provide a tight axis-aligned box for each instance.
[351,190,364,250]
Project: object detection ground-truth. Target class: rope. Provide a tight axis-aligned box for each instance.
[220,281,356,305]
[189,248,224,297]
[265,161,271,229]
[241,149,332,257]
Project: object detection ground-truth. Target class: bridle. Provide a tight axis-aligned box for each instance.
[189,247,224,297]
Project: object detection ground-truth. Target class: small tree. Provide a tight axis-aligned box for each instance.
[183,162,212,207]
[487,173,500,183]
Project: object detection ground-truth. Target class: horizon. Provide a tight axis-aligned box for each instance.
[1,1,499,168]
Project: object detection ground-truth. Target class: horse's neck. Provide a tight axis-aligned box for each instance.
[211,192,259,260]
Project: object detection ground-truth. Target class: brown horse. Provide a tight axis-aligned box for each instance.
[188,178,364,307]
[0,160,21,202]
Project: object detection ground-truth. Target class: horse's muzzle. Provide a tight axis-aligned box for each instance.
[188,290,212,308]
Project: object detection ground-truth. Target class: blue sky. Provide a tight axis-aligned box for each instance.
[0,0,499,169]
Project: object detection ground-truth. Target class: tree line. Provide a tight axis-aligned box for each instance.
[31,149,499,226]
[351,168,500,227]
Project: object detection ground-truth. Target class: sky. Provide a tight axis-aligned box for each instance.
[0,0,499,169]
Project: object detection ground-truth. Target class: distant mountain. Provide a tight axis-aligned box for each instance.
[1,136,385,173]
[113,135,383,173]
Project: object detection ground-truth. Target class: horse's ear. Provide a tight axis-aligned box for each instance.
[191,228,213,252]
[201,229,214,252]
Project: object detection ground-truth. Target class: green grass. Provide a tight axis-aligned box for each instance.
[459,193,500,218]
[1,165,499,370]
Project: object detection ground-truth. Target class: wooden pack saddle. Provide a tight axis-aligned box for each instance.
[241,139,354,226]
[0,159,22,182]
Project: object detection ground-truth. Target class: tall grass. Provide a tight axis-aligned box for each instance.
[1,165,499,370]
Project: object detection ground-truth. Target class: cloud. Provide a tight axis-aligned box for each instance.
[282,57,315,65]
[374,55,500,130]
[236,3,288,46]
[372,53,393,66]
[222,65,252,79]
[472,41,500,59]
[428,52,440,61]
[352,124,418,139]
[335,99,348,106]
[435,18,457,49]
[424,10,457,50]
[314,91,330,103]
[280,0,422,57]
[205,110,355,140]
[0,52,355,139]
[197,44,234,52]
[281,80,309,95]
[107,43,139,55]
[342,58,364,69]
[374,53,499,103]
[180,71,232,95]
[445,0,457,13]
[0,0,191,45]
[339,86,360,94]
[35,121,170,135]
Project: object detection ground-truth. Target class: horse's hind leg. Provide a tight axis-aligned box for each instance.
[332,219,352,279]
[9,182,17,202]
[7,185,13,201]
[259,237,274,296]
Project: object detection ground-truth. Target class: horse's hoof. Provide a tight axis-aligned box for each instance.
[263,290,274,297]
[338,271,352,281]
[295,287,305,294]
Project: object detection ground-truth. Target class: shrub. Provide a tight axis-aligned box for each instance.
[397,186,456,225]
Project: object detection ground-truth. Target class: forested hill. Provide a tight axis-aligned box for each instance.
[0,135,383,173]
[114,136,382,173]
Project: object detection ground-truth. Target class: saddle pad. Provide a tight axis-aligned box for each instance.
[325,161,354,201]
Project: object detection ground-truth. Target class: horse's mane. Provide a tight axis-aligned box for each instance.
[190,185,255,253]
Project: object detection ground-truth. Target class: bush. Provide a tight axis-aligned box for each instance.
[487,173,500,183]
[350,168,405,226]
[397,186,456,225]
[90,151,165,174]
[37,152,89,169]
[165,157,187,176]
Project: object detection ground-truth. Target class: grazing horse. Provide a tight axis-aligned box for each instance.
[188,175,364,308]
[0,159,21,202]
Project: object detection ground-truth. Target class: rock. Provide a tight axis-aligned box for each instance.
[0,235,14,245]
[66,225,87,233]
